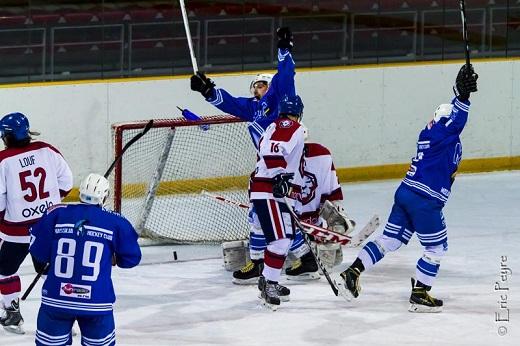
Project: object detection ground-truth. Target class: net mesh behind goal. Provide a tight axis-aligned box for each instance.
[111,117,256,243]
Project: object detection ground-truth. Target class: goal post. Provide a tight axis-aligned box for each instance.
[111,116,256,244]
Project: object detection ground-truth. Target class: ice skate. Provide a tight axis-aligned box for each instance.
[232,260,263,285]
[257,276,281,310]
[335,266,361,301]
[0,299,25,334]
[408,278,443,313]
[285,252,320,281]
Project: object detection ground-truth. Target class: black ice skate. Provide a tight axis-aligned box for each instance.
[285,252,320,281]
[335,266,361,301]
[0,299,24,334]
[232,259,263,285]
[408,278,443,313]
[257,276,281,310]
[257,280,290,302]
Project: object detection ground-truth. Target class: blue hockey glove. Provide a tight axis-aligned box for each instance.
[272,173,294,198]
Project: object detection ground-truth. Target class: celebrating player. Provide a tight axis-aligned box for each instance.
[0,112,73,334]
[250,95,305,309]
[336,64,478,312]
[190,27,319,283]
[30,173,142,346]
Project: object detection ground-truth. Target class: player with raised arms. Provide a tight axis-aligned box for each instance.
[190,27,320,284]
[29,173,142,345]
[0,112,73,334]
[336,64,478,312]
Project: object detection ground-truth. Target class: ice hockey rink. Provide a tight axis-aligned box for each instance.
[3,171,519,346]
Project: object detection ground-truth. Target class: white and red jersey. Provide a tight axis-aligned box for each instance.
[250,117,305,203]
[296,143,343,225]
[0,141,73,243]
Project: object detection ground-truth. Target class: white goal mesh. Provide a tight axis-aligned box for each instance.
[111,116,256,243]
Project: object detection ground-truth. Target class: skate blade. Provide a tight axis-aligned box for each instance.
[3,323,25,335]
[408,303,442,313]
[332,275,353,302]
[279,295,290,302]
[232,277,259,285]
[286,272,320,281]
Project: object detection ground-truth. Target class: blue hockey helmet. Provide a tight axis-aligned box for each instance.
[279,95,304,119]
[0,112,32,141]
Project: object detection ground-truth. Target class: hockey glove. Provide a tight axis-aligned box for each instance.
[453,64,478,101]
[190,71,215,98]
[277,27,294,51]
[272,173,294,198]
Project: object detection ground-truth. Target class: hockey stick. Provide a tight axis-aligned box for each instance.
[282,197,339,296]
[458,0,471,67]
[201,190,379,246]
[21,263,49,301]
[104,119,153,178]
[21,120,154,301]
[179,0,199,73]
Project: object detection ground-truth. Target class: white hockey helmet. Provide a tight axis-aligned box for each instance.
[250,73,273,95]
[79,173,110,206]
[433,103,453,123]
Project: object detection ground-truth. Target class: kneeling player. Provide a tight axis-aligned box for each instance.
[30,173,142,345]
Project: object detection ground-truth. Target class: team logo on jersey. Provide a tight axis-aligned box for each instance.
[60,283,91,299]
[300,170,318,205]
[74,219,88,236]
[279,119,293,128]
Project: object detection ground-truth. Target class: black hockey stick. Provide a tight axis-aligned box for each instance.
[104,119,154,178]
[459,0,471,67]
[21,120,153,301]
[283,197,339,296]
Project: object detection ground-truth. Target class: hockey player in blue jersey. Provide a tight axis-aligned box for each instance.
[191,27,319,284]
[30,173,141,345]
[336,64,478,312]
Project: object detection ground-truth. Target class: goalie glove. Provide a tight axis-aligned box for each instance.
[320,200,356,235]
[190,71,215,98]
[272,173,294,198]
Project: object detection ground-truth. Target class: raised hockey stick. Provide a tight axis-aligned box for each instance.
[201,190,379,246]
[21,120,154,301]
[179,0,199,73]
[458,0,471,67]
[282,197,339,296]
[104,119,153,178]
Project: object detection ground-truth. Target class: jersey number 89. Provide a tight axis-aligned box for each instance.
[54,238,104,281]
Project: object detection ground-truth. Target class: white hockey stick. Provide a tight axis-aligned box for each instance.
[201,190,379,247]
[179,0,198,73]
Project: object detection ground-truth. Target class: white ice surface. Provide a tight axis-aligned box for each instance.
[2,171,519,346]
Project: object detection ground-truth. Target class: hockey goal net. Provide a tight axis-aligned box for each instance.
[111,116,255,244]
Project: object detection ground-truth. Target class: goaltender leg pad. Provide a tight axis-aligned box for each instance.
[317,243,341,271]
[222,240,249,272]
[320,200,356,235]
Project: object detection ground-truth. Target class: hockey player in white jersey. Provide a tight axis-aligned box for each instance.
[250,95,305,309]
[287,140,356,276]
[0,112,73,334]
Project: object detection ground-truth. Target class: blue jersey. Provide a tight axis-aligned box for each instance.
[205,48,296,148]
[29,203,141,315]
[401,97,470,203]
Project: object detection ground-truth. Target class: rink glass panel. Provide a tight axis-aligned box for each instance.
[1,0,519,83]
